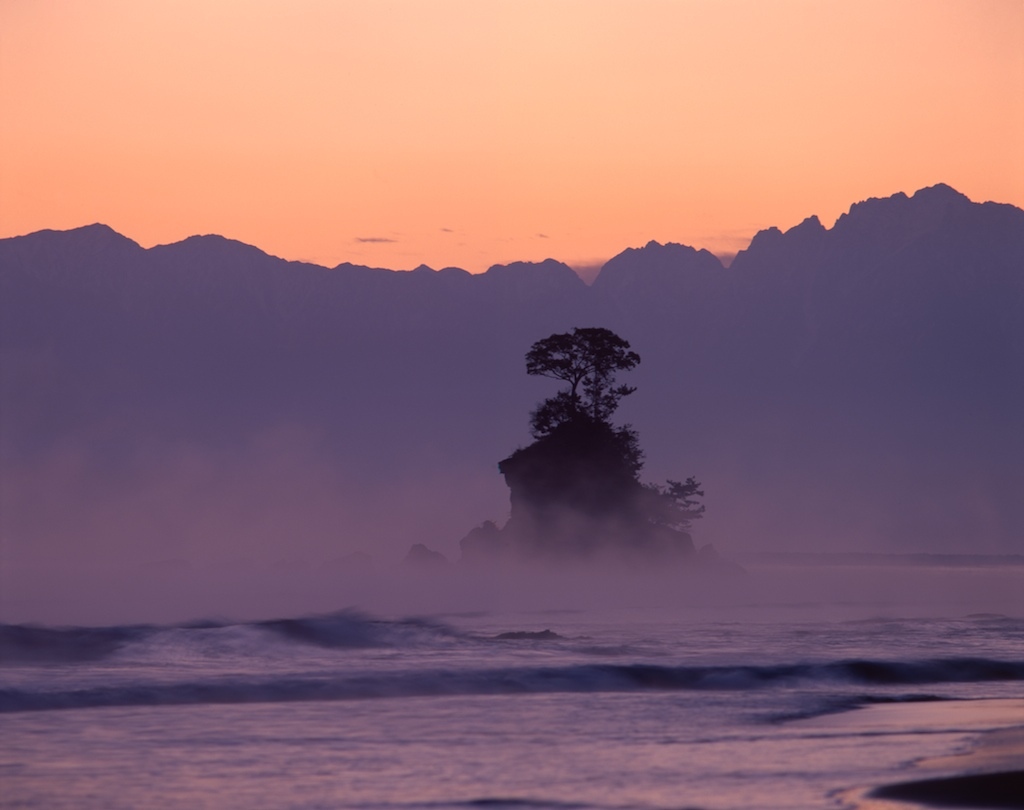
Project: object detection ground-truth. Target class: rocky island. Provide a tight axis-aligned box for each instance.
[460,328,707,565]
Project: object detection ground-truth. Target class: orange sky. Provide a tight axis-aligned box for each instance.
[1,0,1021,273]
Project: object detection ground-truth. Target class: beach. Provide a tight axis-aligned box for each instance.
[812,701,1024,809]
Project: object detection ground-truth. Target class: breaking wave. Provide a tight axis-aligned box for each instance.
[0,611,463,665]
[2,657,1022,714]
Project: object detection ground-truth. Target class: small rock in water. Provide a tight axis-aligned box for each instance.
[403,543,448,567]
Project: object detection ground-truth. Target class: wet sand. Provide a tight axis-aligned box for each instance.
[807,700,1024,809]
[868,716,1024,809]
[872,770,1024,808]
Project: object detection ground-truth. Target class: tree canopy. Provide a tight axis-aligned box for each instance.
[526,327,640,435]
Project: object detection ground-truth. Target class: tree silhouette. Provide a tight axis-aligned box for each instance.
[526,327,640,435]
[642,477,706,531]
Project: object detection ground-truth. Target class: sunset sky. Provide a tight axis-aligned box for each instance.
[2,0,1021,273]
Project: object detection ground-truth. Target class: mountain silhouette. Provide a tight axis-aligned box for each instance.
[1,185,1021,563]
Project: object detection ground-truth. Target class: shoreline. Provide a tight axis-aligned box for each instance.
[871,769,1024,808]
[829,705,1024,809]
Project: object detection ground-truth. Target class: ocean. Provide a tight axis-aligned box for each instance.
[1,561,1023,809]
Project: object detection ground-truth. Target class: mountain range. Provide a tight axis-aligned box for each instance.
[2,183,1022,569]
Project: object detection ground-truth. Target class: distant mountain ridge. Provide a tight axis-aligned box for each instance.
[1,184,1022,565]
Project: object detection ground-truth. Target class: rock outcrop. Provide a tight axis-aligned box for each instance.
[461,416,697,565]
